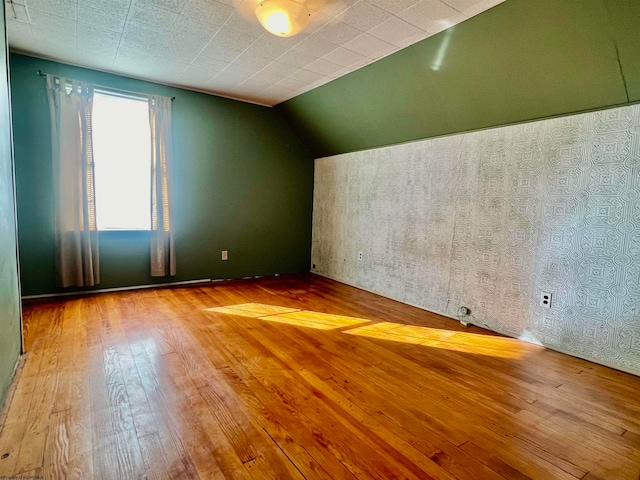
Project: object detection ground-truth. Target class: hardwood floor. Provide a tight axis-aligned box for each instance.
[1,274,639,479]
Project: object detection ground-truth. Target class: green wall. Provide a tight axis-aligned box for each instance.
[276,0,640,158]
[0,13,22,407]
[11,53,314,296]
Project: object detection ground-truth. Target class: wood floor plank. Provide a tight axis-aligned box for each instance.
[89,297,146,480]
[250,319,569,479]
[138,432,173,480]
[175,296,360,479]
[241,318,506,480]
[10,304,65,475]
[127,340,204,480]
[0,352,40,476]
[3,274,640,479]
[43,410,70,479]
[197,315,458,479]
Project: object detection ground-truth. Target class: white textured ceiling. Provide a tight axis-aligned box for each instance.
[5,0,504,106]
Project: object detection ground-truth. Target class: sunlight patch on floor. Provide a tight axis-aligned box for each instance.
[344,322,530,359]
[205,303,369,330]
[261,311,370,330]
[204,304,531,357]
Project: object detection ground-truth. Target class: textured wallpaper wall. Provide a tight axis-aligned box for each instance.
[312,104,640,375]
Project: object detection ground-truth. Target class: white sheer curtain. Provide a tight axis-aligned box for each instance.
[46,76,100,287]
[149,95,176,277]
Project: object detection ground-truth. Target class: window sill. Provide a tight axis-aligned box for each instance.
[98,228,151,233]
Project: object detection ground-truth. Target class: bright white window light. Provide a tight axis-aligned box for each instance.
[92,91,151,230]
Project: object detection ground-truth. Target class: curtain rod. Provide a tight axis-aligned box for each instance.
[36,70,176,101]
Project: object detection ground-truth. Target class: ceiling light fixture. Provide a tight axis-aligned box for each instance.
[255,0,311,37]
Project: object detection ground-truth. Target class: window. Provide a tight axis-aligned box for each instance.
[92,91,151,230]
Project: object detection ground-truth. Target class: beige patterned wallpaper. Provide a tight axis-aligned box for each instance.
[311,104,640,375]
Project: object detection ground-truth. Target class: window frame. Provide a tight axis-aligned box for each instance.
[91,88,152,232]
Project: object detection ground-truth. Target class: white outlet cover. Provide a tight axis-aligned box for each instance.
[540,292,552,308]
[222,250,228,261]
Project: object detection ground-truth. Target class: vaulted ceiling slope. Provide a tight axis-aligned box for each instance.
[5,0,503,106]
[275,0,640,157]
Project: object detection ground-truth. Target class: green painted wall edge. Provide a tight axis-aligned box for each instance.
[0,6,22,418]
[11,53,314,296]
[276,0,640,158]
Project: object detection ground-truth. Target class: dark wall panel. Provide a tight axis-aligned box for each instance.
[603,0,640,102]
[11,53,314,296]
[277,0,635,158]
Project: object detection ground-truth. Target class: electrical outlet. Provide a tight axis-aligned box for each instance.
[221,250,228,261]
[358,251,363,261]
[540,292,552,308]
